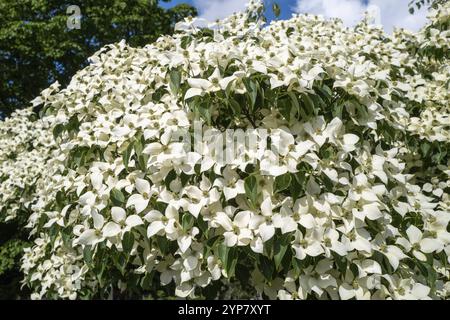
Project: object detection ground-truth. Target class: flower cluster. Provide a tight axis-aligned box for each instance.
[0,108,55,222]
[1,0,449,299]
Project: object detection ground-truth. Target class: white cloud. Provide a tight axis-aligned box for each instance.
[295,0,366,27]
[193,0,247,22]
[369,0,429,32]
[295,0,430,33]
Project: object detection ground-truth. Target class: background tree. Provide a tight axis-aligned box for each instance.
[409,0,449,13]
[0,0,197,117]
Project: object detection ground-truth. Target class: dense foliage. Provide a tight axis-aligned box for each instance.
[409,0,449,14]
[0,0,196,298]
[0,0,197,116]
[0,0,449,299]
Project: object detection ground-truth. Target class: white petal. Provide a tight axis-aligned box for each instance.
[90,171,103,190]
[78,230,100,246]
[178,235,192,253]
[361,259,382,274]
[406,225,422,244]
[175,283,194,298]
[224,232,238,247]
[363,203,382,220]
[125,215,144,228]
[135,178,150,195]
[184,186,203,200]
[339,283,356,300]
[413,250,427,261]
[111,207,126,223]
[281,217,298,234]
[261,198,272,217]
[259,223,275,242]
[187,78,211,90]
[92,212,105,230]
[361,190,378,202]
[79,191,96,207]
[103,222,121,238]
[147,221,165,237]
[184,88,203,100]
[332,242,347,256]
[187,202,203,218]
[143,210,163,222]
[223,187,238,200]
[126,194,149,214]
[299,214,315,229]
[305,242,324,256]
[411,283,430,299]
[250,237,264,253]
[343,133,359,146]
[183,256,198,271]
[234,211,251,228]
[215,212,233,231]
[420,238,443,253]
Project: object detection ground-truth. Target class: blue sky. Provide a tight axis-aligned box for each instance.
[161,0,431,33]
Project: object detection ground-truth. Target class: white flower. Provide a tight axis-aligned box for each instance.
[126,178,152,214]
[77,211,105,246]
[214,210,253,246]
[145,205,179,238]
[396,225,444,261]
[183,175,220,218]
[102,207,143,238]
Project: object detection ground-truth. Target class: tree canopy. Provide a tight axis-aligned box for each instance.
[0,0,197,116]
[409,0,449,13]
[1,0,448,300]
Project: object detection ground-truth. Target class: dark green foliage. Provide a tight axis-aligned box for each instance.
[0,0,197,116]
[408,0,449,13]
[0,221,30,299]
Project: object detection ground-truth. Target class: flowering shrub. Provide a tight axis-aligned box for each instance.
[1,0,449,299]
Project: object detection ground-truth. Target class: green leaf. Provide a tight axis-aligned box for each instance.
[66,114,80,134]
[420,142,431,158]
[301,93,316,115]
[122,231,135,254]
[198,101,212,125]
[229,98,242,116]
[141,272,155,290]
[182,212,195,232]
[274,234,291,270]
[206,235,221,250]
[52,123,64,139]
[122,142,135,169]
[287,92,302,117]
[137,153,149,172]
[218,244,238,278]
[244,175,258,207]
[316,85,333,103]
[169,69,181,95]
[332,252,348,274]
[197,214,209,236]
[257,255,275,281]
[156,236,170,254]
[272,3,281,18]
[134,136,144,157]
[243,78,258,111]
[110,188,125,206]
[181,36,192,49]
[289,173,304,201]
[274,173,292,194]
[278,98,292,122]
[83,246,93,265]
